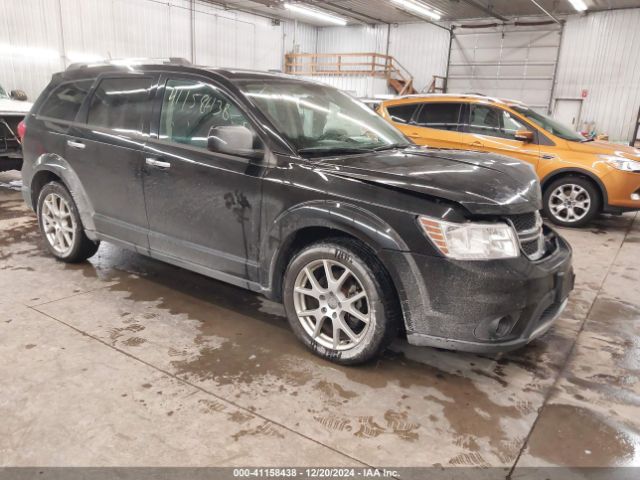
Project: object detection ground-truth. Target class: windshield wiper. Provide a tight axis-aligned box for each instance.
[372,143,409,151]
[298,146,375,157]
[580,137,595,142]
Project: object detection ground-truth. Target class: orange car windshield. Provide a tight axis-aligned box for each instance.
[512,106,585,142]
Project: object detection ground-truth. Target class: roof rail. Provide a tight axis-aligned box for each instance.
[66,57,191,71]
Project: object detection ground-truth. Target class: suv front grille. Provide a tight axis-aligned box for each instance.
[504,212,545,261]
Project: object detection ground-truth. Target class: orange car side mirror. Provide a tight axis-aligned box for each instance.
[515,130,534,143]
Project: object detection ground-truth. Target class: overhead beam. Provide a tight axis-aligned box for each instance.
[528,0,562,24]
[458,0,508,22]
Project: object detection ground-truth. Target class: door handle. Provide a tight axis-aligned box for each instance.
[470,141,484,147]
[67,140,85,150]
[145,157,171,169]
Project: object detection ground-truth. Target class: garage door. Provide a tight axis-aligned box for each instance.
[447,24,562,112]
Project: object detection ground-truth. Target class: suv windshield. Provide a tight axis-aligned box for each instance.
[0,84,8,99]
[512,106,585,142]
[239,80,410,156]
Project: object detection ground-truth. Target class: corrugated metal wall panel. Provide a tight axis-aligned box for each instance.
[553,9,640,142]
[313,23,450,95]
[167,0,192,61]
[0,0,63,100]
[0,0,295,99]
[388,22,450,92]
[283,21,318,55]
[61,0,173,60]
[193,3,282,70]
[316,25,387,54]
[301,76,388,97]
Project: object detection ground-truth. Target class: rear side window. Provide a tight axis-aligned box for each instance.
[38,80,93,122]
[386,103,418,124]
[87,77,154,134]
[415,103,463,131]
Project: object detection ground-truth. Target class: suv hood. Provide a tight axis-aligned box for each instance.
[0,98,32,115]
[566,140,640,160]
[317,147,541,215]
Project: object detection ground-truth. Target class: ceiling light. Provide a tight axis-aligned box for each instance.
[567,0,588,11]
[390,0,442,21]
[284,3,347,26]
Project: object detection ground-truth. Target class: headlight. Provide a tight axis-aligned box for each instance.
[601,155,640,172]
[418,216,519,260]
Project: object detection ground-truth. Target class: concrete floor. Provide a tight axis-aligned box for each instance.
[1,169,640,472]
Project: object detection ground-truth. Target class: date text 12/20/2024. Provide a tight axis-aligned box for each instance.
[233,468,399,478]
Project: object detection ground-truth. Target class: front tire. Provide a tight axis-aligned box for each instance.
[543,176,601,228]
[37,181,99,262]
[283,238,399,365]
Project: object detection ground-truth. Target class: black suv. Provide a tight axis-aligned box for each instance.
[21,60,574,364]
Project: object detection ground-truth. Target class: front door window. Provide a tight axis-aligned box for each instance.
[159,79,255,150]
[468,104,531,140]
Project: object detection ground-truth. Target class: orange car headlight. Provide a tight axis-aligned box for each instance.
[601,155,640,173]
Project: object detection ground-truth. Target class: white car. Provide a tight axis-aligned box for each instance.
[1,83,32,172]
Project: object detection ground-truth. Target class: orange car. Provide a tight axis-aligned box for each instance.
[378,94,640,227]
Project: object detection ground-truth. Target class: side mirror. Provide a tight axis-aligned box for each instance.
[207,125,263,159]
[515,130,534,143]
[10,90,28,101]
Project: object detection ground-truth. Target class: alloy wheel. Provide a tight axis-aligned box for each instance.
[549,184,591,223]
[292,259,371,351]
[41,192,76,256]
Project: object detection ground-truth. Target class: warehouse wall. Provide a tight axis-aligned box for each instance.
[283,20,318,55]
[306,22,450,96]
[388,22,450,93]
[315,24,388,54]
[3,2,639,142]
[0,0,295,100]
[553,8,640,143]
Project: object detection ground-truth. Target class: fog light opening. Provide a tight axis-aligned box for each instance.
[493,316,514,339]
[631,190,640,201]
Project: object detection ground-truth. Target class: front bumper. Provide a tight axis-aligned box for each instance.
[381,231,574,353]
[602,170,640,211]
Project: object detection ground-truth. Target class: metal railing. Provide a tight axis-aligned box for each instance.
[284,52,415,95]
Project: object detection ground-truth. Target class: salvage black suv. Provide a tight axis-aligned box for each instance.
[21,60,574,364]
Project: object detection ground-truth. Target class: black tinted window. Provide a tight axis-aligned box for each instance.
[87,78,154,133]
[386,104,418,124]
[415,103,462,131]
[468,104,529,140]
[39,80,93,122]
[159,79,252,149]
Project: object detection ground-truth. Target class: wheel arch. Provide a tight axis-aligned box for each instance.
[261,201,409,303]
[540,168,607,207]
[28,154,97,234]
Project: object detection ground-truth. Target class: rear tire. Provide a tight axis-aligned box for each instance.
[37,181,99,263]
[543,176,601,228]
[283,238,399,365]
